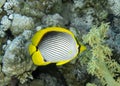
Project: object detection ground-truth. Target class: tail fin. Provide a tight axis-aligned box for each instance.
[80,45,86,53]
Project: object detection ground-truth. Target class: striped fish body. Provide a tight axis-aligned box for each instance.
[29,27,86,66]
[38,32,78,62]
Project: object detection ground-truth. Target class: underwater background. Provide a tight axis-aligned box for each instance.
[0,0,120,86]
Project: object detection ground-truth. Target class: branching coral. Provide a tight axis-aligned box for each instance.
[82,23,120,86]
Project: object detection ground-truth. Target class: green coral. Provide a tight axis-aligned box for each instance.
[86,83,97,86]
[82,23,120,86]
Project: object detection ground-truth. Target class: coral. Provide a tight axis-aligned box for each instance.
[0,38,7,59]
[71,1,95,30]
[39,73,60,86]
[0,29,5,38]
[86,83,97,86]
[3,0,20,15]
[108,0,120,16]
[114,34,120,53]
[82,23,120,86]
[0,0,5,13]
[0,62,11,86]
[10,13,34,36]
[59,62,89,86]
[108,30,120,54]
[0,0,120,86]
[3,0,62,18]
[0,65,4,84]
[0,0,5,10]
[71,14,94,30]
[0,15,11,37]
[1,16,11,31]
[29,73,62,86]
[107,17,120,54]
[73,0,84,9]
[19,0,45,18]
[18,72,33,84]
[42,13,67,26]
[2,30,36,84]
[71,0,108,31]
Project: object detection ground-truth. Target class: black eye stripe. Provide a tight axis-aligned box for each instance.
[78,45,81,54]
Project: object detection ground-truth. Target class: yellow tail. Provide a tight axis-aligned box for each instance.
[80,45,86,53]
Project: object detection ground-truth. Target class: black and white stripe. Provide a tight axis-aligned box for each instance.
[38,32,78,62]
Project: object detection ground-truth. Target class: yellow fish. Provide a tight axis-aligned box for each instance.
[29,27,86,66]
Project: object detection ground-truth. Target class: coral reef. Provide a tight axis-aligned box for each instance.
[0,0,120,86]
